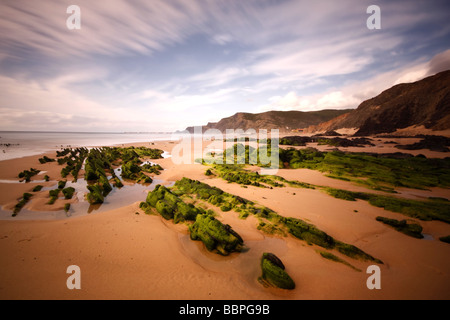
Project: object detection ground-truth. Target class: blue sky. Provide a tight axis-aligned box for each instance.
[0,0,449,132]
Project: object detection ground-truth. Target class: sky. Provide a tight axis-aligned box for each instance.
[0,0,449,132]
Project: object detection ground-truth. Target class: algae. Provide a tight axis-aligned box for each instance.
[259,252,295,290]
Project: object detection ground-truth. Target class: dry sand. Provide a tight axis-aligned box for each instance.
[0,139,449,300]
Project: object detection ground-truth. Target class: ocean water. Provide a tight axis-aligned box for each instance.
[0,131,180,161]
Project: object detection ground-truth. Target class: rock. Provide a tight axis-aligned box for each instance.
[395,135,450,152]
[86,184,104,204]
[305,70,450,136]
[146,184,203,223]
[189,214,244,255]
[155,200,175,220]
[259,252,295,290]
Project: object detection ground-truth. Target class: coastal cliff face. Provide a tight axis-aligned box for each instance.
[184,70,450,136]
[184,109,351,133]
[307,70,450,135]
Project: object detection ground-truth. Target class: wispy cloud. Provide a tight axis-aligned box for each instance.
[258,49,450,113]
[0,0,449,131]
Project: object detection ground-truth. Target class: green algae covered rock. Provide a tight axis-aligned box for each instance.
[121,160,141,180]
[155,199,175,220]
[62,187,75,199]
[259,252,295,290]
[145,185,203,223]
[146,185,171,207]
[58,180,67,189]
[99,175,112,196]
[136,173,152,184]
[283,217,335,249]
[175,201,201,222]
[86,184,104,204]
[189,214,244,255]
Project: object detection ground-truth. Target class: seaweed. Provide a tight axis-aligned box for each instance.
[18,168,40,182]
[175,201,201,223]
[189,214,244,255]
[171,177,268,220]
[48,189,60,204]
[86,184,104,204]
[139,201,153,215]
[58,180,67,189]
[325,187,450,224]
[38,155,56,164]
[259,253,295,289]
[133,146,164,159]
[282,216,382,263]
[62,187,75,200]
[12,193,33,216]
[319,251,361,272]
[32,185,43,192]
[257,221,286,236]
[141,163,163,175]
[279,147,450,190]
[213,164,285,188]
[334,241,382,263]
[324,187,370,201]
[98,175,112,196]
[368,195,450,223]
[136,173,152,184]
[283,217,335,249]
[64,203,71,213]
[155,200,175,220]
[200,143,278,168]
[169,178,382,263]
[376,216,423,238]
[145,184,204,223]
[57,148,89,181]
[121,160,141,180]
[112,176,123,188]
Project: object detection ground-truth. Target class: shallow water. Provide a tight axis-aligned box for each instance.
[0,179,26,184]
[0,175,175,220]
[422,233,434,240]
[0,139,174,220]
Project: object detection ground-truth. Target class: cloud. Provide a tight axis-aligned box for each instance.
[259,48,450,114]
[316,91,360,110]
[211,34,234,45]
[260,90,360,112]
[0,0,205,58]
[0,72,157,131]
[1,0,449,132]
[394,49,450,84]
[188,66,249,88]
[426,49,450,75]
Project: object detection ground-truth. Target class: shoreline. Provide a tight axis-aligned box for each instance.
[0,131,183,162]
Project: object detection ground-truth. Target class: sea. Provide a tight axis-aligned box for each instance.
[0,131,181,161]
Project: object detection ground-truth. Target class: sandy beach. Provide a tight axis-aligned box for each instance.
[0,138,449,300]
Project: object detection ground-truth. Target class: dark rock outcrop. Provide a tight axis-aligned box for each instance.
[307,70,450,136]
[185,109,351,133]
[259,252,295,290]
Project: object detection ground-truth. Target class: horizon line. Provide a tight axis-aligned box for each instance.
[0,130,176,134]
